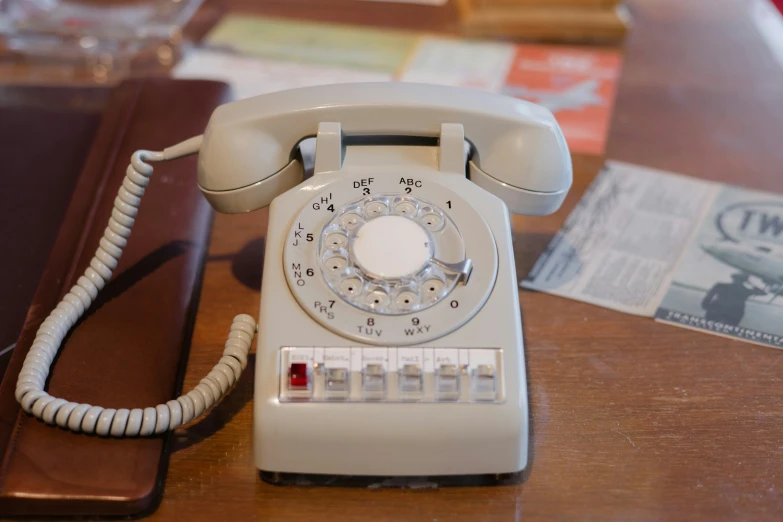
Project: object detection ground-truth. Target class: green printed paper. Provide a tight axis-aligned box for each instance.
[206,15,419,74]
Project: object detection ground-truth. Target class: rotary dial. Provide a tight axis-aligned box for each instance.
[318,194,472,315]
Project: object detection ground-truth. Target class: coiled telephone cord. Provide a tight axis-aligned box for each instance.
[14,136,256,436]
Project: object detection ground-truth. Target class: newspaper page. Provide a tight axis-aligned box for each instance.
[655,185,783,349]
[521,161,720,316]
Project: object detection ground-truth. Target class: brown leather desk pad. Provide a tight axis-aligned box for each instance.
[0,78,230,516]
[0,85,108,382]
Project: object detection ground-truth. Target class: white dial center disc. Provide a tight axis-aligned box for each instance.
[350,215,432,279]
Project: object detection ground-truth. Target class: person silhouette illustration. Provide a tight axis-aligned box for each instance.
[701,273,766,326]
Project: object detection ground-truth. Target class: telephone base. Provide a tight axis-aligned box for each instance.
[254,130,534,482]
[259,470,526,488]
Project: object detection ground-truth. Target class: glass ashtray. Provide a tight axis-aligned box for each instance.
[0,0,203,79]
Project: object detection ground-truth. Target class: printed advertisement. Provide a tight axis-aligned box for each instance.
[399,39,622,154]
[502,45,623,156]
[522,162,718,316]
[523,161,783,349]
[656,186,783,348]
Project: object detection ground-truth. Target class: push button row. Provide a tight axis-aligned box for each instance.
[280,347,503,403]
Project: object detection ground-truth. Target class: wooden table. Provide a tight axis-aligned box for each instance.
[154,1,783,520]
[8,0,783,519]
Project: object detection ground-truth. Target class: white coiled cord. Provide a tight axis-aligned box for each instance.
[14,136,257,436]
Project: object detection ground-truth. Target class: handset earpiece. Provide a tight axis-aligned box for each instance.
[198,132,306,214]
[465,114,572,216]
[199,156,304,214]
[468,160,571,216]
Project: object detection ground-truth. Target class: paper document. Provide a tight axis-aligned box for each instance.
[523,162,719,316]
[173,50,391,100]
[204,15,418,74]
[656,184,783,348]
[398,37,516,91]
[523,161,783,349]
[359,0,448,4]
[501,45,622,156]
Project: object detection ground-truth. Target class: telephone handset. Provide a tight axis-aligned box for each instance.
[198,82,570,215]
[15,83,571,478]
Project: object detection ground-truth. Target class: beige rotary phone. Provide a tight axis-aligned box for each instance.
[15,83,571,480]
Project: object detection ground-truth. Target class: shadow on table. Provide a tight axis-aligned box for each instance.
[207,236,266,292]
[169,352,255,453]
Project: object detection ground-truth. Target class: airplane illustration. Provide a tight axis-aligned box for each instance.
[701,239,783,302]
[502,79,603,113]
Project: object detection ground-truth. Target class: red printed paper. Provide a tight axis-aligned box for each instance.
[503,45,623,156]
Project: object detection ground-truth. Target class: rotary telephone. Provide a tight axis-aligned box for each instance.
[15,83,571,479]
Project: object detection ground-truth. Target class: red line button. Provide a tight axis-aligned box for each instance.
[289,363,309,389]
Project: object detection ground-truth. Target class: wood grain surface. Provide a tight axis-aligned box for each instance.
[5,0,783,520]
[149,1,783,520]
